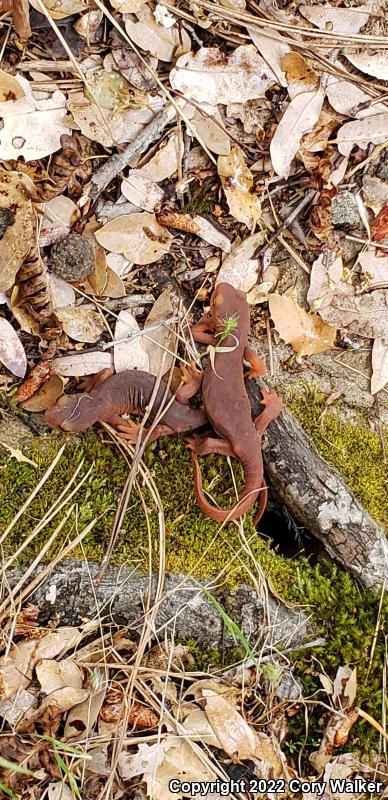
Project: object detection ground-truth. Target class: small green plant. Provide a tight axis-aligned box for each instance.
[201,314,240,378]
[0,756,36,799]
[40,737,85,800]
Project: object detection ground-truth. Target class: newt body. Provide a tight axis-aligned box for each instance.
[45,370,207,441]
[187,282,283,522]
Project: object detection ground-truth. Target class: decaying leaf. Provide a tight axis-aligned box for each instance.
[190,109,231,155]
[68,92,165,147]
[281,51,319,99]
[371,338,388,394]
[269,293,337,355]
[39,195,78,248]
[0,318,27,378]
[218,146,261,229]
[248,27,290,87]
[0,641,36,700]
[95,212,173,265]
[55,306,105,343]
[0,89,68,161]
[0,170,35,293]
[336,114,388,157]
[270,89,325,178]
[325,76,387,120]
[52,351,113,376]
[125,4,191,61]
[29,0,87,16]
[20,375,66,412]
[121,171,164,211]
[36,659,84,694]
[217,231,265,292]
[120,739,216,800]
[64,685,106,740]
[34,627,81,660]
[143,289,177,376]
[110,33,158,92]
[113,309,150,372]
[139,131,180,181]
[299,4,369,34]
[170,45,276,106]
[357,250,388,290]
[345,50,388,81]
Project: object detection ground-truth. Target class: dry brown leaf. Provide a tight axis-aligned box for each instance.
[113,309,150,372]
[14,361,52,403]
[299,4,370,34]
[64,686,106,740]
[121,171,164,211]
[170,45,276,106]
[52,351,113,376]
[29,0,87,17]
[110,35,158,92]
[270,89,324,178]
[181,708,223,746]
[68,92,165,147]
[144,289,177,375]
[357,250,388,290]
[0,641,36,700]
[103,268,126,298]
[125,5,191,61]
[139,131,180,181]
[36,659,83,694]
[12,0,31,39]
[0,170,35,293]
[370,205,388,243]
[111,0,146,14]
[34,627,80,660]
[0,318,27,378]
[248,27,290,87]
[325,77,387,120]
[83,221,108,297]
[73,8,103,40]
[95,212,173,265]
[0,689,36,727]
[269,293,337,355]
[345,50,388,81]
[55,306,105,343]
[337,114,388,157]
[48,274,76,309]
[146,739,215,800]
[40,686,89,713]
[191,109,230,155]
[218,146,261,229]
[217,231,265,292]
[316,287,388,341]
[20,375,65,412]
[0,69,26,102]
[281,52,320,98]
[39,195,78,248]
[0,89,68,161]
[371,338,388,394]
[307,252,344,312]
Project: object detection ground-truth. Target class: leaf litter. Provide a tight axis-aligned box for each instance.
[1,0,388,796]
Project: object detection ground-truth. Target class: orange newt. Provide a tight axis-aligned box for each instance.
[185,282,283,523]
[45,369,207,442]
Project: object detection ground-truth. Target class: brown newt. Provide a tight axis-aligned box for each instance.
[45,369,207,442]
[185,282,283,522]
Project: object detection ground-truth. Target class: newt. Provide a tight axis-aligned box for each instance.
[45,369,207,441]
[185,282,284,523]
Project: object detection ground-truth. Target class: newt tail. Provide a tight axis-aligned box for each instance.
[190,450,268,522]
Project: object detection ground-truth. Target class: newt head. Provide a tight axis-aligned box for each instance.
[211,282,248,332]
[45,393,96,432]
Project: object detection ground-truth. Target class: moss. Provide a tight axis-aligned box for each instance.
[286,384,388,527]
[184,194,214,216]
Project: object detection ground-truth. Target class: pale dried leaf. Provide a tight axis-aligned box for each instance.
[55,306,105,343]
[68,92,165,147]
[84,222,108,296]
[39,195,77,247]
[191,110,230,155]
[0,170,35,292]
[111,0,146,13]
[48,783,73,800]
[144,289,177,375]
[48,274,76,309]
[307,252,344,311]
[343,667,357,707]
[0,641,36,699]
[0,90,68,161]
[0,689,36,726]
[170,45,276,106]
[345,50,388,81]
[52,351,113,376]
[269,293,337,355]
[337,114,388,157]
[319,673,334,695]
[357,250,388,290]
[181,708,223,746]
[125,5,191,61]
[0,319,27,378]
[146,739,215,800]
[114,309,150,372]
[0,441,37,466]
[371,338,388,394]
[103,268,126,298]
[247,27,290,87]
[118,742,166,780]
[218,146,261,229]
[73,9,103,40]
[191,216,232,251]
[106,252,132,276]
[40,686,89,713]
[270,89,324,178]
[64,686,106,740]
[281,52,319,98]
[0,69,26,102]
[36,659,83,694]
[95,212,173,265]
[35,627,80,660]
[121,171,164,211]
[299,4,370,34]
[29,0,87,17]
[362,175,388,213]
[315,287,388,341]
[325,77,387,120]
[20,375,65,412]
[139,131,180,181]
[217,232,265,292]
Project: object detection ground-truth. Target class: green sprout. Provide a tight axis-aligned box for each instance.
[201,314,240,378]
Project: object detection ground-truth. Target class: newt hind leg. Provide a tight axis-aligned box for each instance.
[254,388,284,434]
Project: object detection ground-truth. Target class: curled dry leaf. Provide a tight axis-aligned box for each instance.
[299,4,370,34]
[114,309,150,372]
[121,171,164,211]
[248,27,290,87]
[68,92,165,147]
[95,212,173,265]
[36,659,83,694]
[0,641,36,699]
[39,195,78,248]
[0,318,27,378]
[325,76,387,120]
[218,146,261,229]
[158,210,232,252]
[125,4,191,61]
[52,351,113,376]
[0,170,35,293]
[20,375,66,412]
[371,338,388,394]
[337,114,388,157]
[170,45,276,106]
[139,131,180,181]
[217,231,265,292]
[0,89,68,161]
[270,89,325,178]
[345,51,388,81]
[144,289,177,375]
[190,109,230,155]
[269,293,337,355]
[64,686,106,740]
[55,306,105,343]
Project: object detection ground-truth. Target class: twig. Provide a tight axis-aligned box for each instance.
[100,316,180,350]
